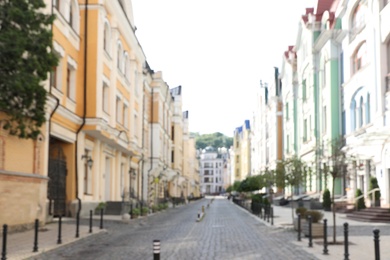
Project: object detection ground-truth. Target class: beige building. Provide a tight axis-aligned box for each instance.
[232,120,251,182]
[0,0,199,231]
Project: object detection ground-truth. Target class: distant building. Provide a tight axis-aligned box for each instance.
[232,120,251,182]
[199,146,225,194]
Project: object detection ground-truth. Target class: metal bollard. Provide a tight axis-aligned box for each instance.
[373,229,380,260]
[89,210,93,233]
[153,240,160,260]
[100,208,104,229]
[33,219,39,252]
[1,224,7,260]
[263,205,266,221]
[297,213,301,241]
[57,216,62,244]
[344,222,349,260]
[323,219,328,255]
[76,212,80,238]
[308,215,313,247]
[271,206,274,226]
[267,205,270,223]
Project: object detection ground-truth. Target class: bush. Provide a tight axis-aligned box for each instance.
[295,207,307,217]
[304,210,324,223]
[356,189,366,210]
[131,207,140,216]
[322,189,331,211]
[251,194,263,203]
[151,205,159,212]
[141,207,149,215]
[370,177,381,201]
[96,202,106,210]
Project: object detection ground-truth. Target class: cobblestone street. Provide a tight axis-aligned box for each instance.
[29,198,318,260]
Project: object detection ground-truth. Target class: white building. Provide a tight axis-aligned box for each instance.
[199,146,224,194]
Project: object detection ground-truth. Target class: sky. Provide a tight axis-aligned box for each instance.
[132,0,317,137]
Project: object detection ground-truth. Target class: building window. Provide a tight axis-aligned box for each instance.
[323,106,327,133]
[352,42,367,73]
[103,22,111,54]
[123,104,128,128]
[54,0,60,10]
[134,69,139,96]
[302,79,307,101]
[66,65,76,101]
[286,135,290,153]
[351,100,357,131]
[351,2,366,37]
[285,102,289,120]
[133,114,138,140]
[84,150,92,195]
[171,126,175,141]
[359,96,364,127]
[51,66,59,89]
[171,151,174,163]
[116,97,122,123]
[103,83,109,113]
[303,119,307,142]
[117,42,123,72]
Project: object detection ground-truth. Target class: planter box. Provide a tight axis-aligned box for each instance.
[302,221,324,238]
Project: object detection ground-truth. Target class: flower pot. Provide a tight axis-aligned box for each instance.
[302,221,324,238]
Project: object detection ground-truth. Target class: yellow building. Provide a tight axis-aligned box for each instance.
[1,0,200,230]
[232,120,251,182]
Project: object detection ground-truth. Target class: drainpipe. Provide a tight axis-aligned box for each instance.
[146,86,154,210]
[74,0,89,218]
[47,0,60,216]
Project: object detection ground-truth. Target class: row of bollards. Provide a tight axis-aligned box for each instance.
[296,216,381,260]
[1,208,105,259]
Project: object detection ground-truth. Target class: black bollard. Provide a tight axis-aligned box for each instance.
[76,212,80,238]
[1,224,7,260]
[323,219,328,255]
[57,216,62,244]
[100,208,104,229]
[308,215,313,247]
[271,206,274,226]
[263,205,266,221]
[153,240,160,260]
[267,205,270,223]
[297,213,301,241]
[33,219,39,252]
[344,222,349,260]
[89,210,93,233]
[373,229,380,260]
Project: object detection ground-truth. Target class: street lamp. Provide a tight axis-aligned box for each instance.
[81,155,93,169]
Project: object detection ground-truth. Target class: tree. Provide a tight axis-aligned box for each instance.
[194,132,233,150]
[322,137,347,243]
[369,177,381,207]
[0,0,58,139]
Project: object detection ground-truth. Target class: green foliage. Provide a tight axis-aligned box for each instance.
[96,202,106,210]
[226,186,232,193]
[356,189,366,210]
[370,177,381,201]
[251,194,263,203]
[304,210,324,223]
[239,175,266,192]
[232,181,241,192]
[322,189,331,210]
[295,207,307,216]
[131,207,140,215]
[141,207,149,215]
[0,0,58,139]
[194,132,233,150]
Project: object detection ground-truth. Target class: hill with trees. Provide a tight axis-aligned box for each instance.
[192,132,233,150]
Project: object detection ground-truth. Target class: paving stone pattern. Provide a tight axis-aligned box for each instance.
[28,198,319,260]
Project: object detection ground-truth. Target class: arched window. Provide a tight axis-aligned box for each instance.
[359,96,364,127]
[352,42,367,73]
[351,100,356,131]
[117,42,123,72]
[351,2,366,35]
[124,52,129,78]
[103,22,111,54]
[366,93,371,124]
[68,0,80,34]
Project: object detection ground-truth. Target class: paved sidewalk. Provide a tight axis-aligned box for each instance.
[2,215,132,260]
[234,201,390,260]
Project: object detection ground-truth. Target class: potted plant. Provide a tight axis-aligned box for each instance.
[95,202,106,215]
[370,177,381,207]
[151,205,159,213]
[141,207,149,216]
[356,189,366,210]
[131,207,140,219]
[302,210,324,238]
[322,189,331,211]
